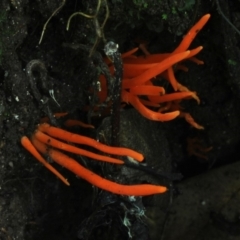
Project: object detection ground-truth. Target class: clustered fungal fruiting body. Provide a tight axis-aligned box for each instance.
[21,14,210,196]
[97,14,211,129]
[21,123,167,196]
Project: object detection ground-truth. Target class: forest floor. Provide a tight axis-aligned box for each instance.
[0,0,240,239]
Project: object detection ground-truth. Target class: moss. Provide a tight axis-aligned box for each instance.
[228,59,237,66]
[178,0,196,11]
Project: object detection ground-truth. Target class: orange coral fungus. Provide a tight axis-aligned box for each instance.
[38,123,144,162]
[187,137,213,159]
[21,136,70,186]
[94,14,210,128]
[21,123,167,196]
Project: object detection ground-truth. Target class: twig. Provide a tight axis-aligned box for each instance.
[104,41,123,146]
[215,0,240,35]
[66,0,109,57]
[39,0,66,44]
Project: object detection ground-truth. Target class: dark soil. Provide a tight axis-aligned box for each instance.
[0,0,240,239]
